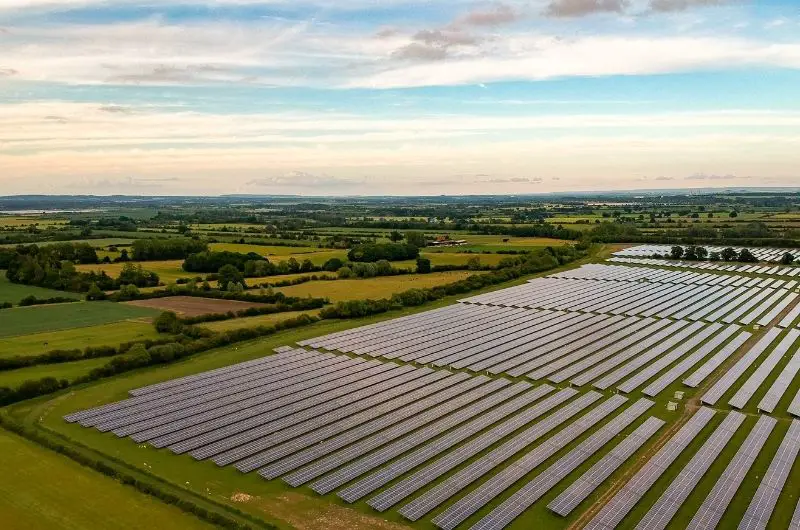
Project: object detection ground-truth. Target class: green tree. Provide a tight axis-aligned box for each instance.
[670,246,684,260]
[737,248,757,262]
[218,264,244,289]
[781,252,795,265]
[416,257,432,274]
[721,247,737,261]
[86,282,105,301]
[405,231,427,249]
[389,230,403,242]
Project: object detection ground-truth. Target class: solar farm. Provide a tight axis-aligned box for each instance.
[66,256,800,530]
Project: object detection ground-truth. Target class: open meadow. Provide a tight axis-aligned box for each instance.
[0,302,159,338]
[0,274,82,305]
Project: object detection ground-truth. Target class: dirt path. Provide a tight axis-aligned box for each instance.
[568,293,800,529]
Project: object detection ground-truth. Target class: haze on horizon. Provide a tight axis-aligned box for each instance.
[0,0,798,196]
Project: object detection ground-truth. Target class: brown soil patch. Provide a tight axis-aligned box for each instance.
[243,490,412,530]
[124,296,268,317]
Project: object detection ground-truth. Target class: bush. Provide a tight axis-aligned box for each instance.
[18,295,79,307]
[154,311,183,334]
[0,302,12,309]
[337,266,353,279]
[416,257,431,274]
[323,258,344,272]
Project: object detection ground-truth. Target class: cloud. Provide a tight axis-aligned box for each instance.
[457,4,521,27]
[392,28,479,62]
[685,173,749,180]
[248,171,360,189]
[484,177,543,183]
[649,0,731,13]
[108,64,233,85]
[98,104,133,113]
[546,0,629,17]
[0,68,18,76]
[655,176,675,180]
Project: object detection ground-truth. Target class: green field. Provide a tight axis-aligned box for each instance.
[0,302,159,338]
[276,271,474,301]
[76,260,188,283]
[0,357,114,387]
[0,274,82,305]
[0,321,162,358]
[0,430,217,530]
[209,242,327,256]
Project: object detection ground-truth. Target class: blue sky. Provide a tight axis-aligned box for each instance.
[0,0,798,195]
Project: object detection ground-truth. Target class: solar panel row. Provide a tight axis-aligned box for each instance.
[609,256,800,278]
[614,245,800,263]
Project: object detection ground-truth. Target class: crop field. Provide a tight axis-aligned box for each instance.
[124,296,269,317]
[0,238,136,249]
[0,302,159,338]
[199,309,323,332]
[276,271,475,302]
[0,321,162,359]
[0,274,82,305]
[0,217,68,227]
[0,356,113,387]
[208,242,327,256]
[0,430,217,530]
[76,260,188,283]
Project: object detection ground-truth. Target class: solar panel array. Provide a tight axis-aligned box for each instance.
[609,255,800,278]
[64,253,800,530]
[614,244,800,263]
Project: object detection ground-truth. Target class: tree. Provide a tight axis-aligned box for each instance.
[729,210,739,218]
[781,252,795,265]
[389,230,403,242]
[337,266,353,279]
[154,311,182,334]
[218,264,244,289]
[86,282,106,301]
[721,247,737,262]
[323,258,344,272]
[467,256,482,270]
[416,257,431,274]
[737,248,757,262]
[405,231,427,249]
[300,259,314,272]
[683,246,698,260]
[670,246,684,260]
[709,251,721,262]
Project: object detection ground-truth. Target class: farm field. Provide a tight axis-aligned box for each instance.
[0,430,217,530]
[0,302,159,338]
[275,271,474,301]
[76,260,187,283]
[0,274,82,305]
[0,321,162,359]
[1,238,135,249]
[0,356,112,387]
[208,242,327,256]
[124,296,269,317]
[0,217,68,227]
[199,309,323,332]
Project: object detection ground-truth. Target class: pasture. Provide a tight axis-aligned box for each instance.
[0,321,162,359]
[199,309,323,332]
[0,356,113,387]
[0,431,217,530]
[0,274,82,305]
[0,302,159,338]
[276,270,474,301]
[208,242,326,256]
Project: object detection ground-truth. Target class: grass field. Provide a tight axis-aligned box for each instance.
[0,274,82,305]
[0,238,135,249]
[0,322,162,359]
[276,271,474,301]
[199,309,323,332]
[209,242,327,256]
[0,302,159,338]
[0,430,216,530]
[0,357,114,387]
[76,260,188,283]
[0,217,68,228]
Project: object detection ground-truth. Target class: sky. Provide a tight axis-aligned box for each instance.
[0,0,799,196]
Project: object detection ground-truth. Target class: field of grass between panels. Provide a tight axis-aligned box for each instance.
[0,321,163,359]
[0,429,219,530]
[0,302,160,338]
[0,273,82,305]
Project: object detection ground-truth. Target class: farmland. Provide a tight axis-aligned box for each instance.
[1,192,799,530]
[275,271,475,301]
[0,321,161,358]
[0,274,82,305]
[0,302,159,338]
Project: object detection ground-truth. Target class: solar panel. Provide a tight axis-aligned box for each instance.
[548,417,665,517]
[738,420,800,530]
[729,329,798,409]
[430,395,627,530]
[634,411,745,530]
[582,407,716,530]
[686,415,777,530]
[683,331,752,388]
[468,398,653,530]
[398,390,599,522]
[757,329,800,413]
